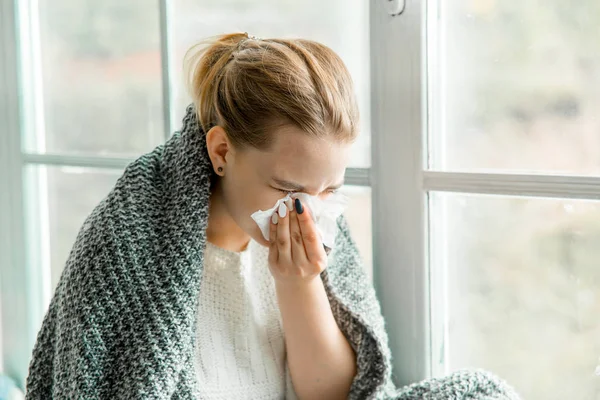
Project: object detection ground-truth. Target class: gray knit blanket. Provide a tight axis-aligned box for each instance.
[26,105,521,399]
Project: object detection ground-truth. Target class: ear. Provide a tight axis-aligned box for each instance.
[206,126,233,176]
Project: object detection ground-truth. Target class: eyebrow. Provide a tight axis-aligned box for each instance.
[272,177,344,192]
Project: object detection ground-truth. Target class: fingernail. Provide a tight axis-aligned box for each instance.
[278,202,287,218]
[272,213,278,224]
[295,198,304,214]
[285,198,293,211]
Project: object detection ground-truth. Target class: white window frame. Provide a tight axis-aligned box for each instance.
[370,0,430,386]
[0,0,30,386]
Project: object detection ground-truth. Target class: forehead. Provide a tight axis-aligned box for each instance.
[249,125,351,187]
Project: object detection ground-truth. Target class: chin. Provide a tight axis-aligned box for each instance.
[253,233,271,248]
[243,223,270,247]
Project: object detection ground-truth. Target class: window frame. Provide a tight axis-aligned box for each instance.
[370,0,430,386]
[0,0,31,386]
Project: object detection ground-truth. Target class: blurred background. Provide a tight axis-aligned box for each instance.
[429,2,600,399]
[1,0,599,399]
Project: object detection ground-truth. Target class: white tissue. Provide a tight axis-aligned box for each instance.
[251,192,348,250]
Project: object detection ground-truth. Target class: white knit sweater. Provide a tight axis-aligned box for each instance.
[194,239,298,399]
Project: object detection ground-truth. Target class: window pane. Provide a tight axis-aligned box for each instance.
[430,192,600,399]
[428,1,600,175]
[25,166,121,294]
[170,0,371,167]
[26,0,164,156]
[340,186,372,280]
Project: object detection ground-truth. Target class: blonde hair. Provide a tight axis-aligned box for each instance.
[184,32,359,149]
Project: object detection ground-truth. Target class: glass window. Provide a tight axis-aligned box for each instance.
[26,0,165,156]
[170,0,371,167]
[428,0,600,175]
[430,192,600,399]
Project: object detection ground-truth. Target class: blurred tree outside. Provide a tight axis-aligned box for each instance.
[38,0,164,156]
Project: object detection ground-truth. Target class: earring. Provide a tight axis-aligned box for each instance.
[217,167,223,173]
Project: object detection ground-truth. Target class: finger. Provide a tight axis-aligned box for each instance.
[294,198,326,264]
[289,205,308,266]
[276,202,291,263]
[269,212,279,265]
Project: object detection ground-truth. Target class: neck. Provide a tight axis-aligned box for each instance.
[206,183,251,252]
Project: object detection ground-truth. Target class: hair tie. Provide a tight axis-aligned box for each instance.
[232,33,262,58]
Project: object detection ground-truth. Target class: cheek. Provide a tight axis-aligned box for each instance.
[238,189,283,245]
[251,190,286,213]
[225,179,281,218]
[318,192,333,201]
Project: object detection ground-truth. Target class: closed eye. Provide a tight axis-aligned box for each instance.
[274,187,338,196]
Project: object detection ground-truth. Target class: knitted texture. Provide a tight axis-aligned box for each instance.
[391,369,522,400]
[195,240,295,399]
[25,105,521,400]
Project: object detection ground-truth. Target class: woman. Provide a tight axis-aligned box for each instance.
[26,33,520,399]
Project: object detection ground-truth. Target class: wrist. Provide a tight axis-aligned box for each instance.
[274,274,323,295]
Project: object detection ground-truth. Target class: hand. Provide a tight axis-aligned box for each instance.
[268,198,328,286]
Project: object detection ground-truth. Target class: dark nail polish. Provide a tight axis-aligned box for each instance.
[294,198,304,214]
